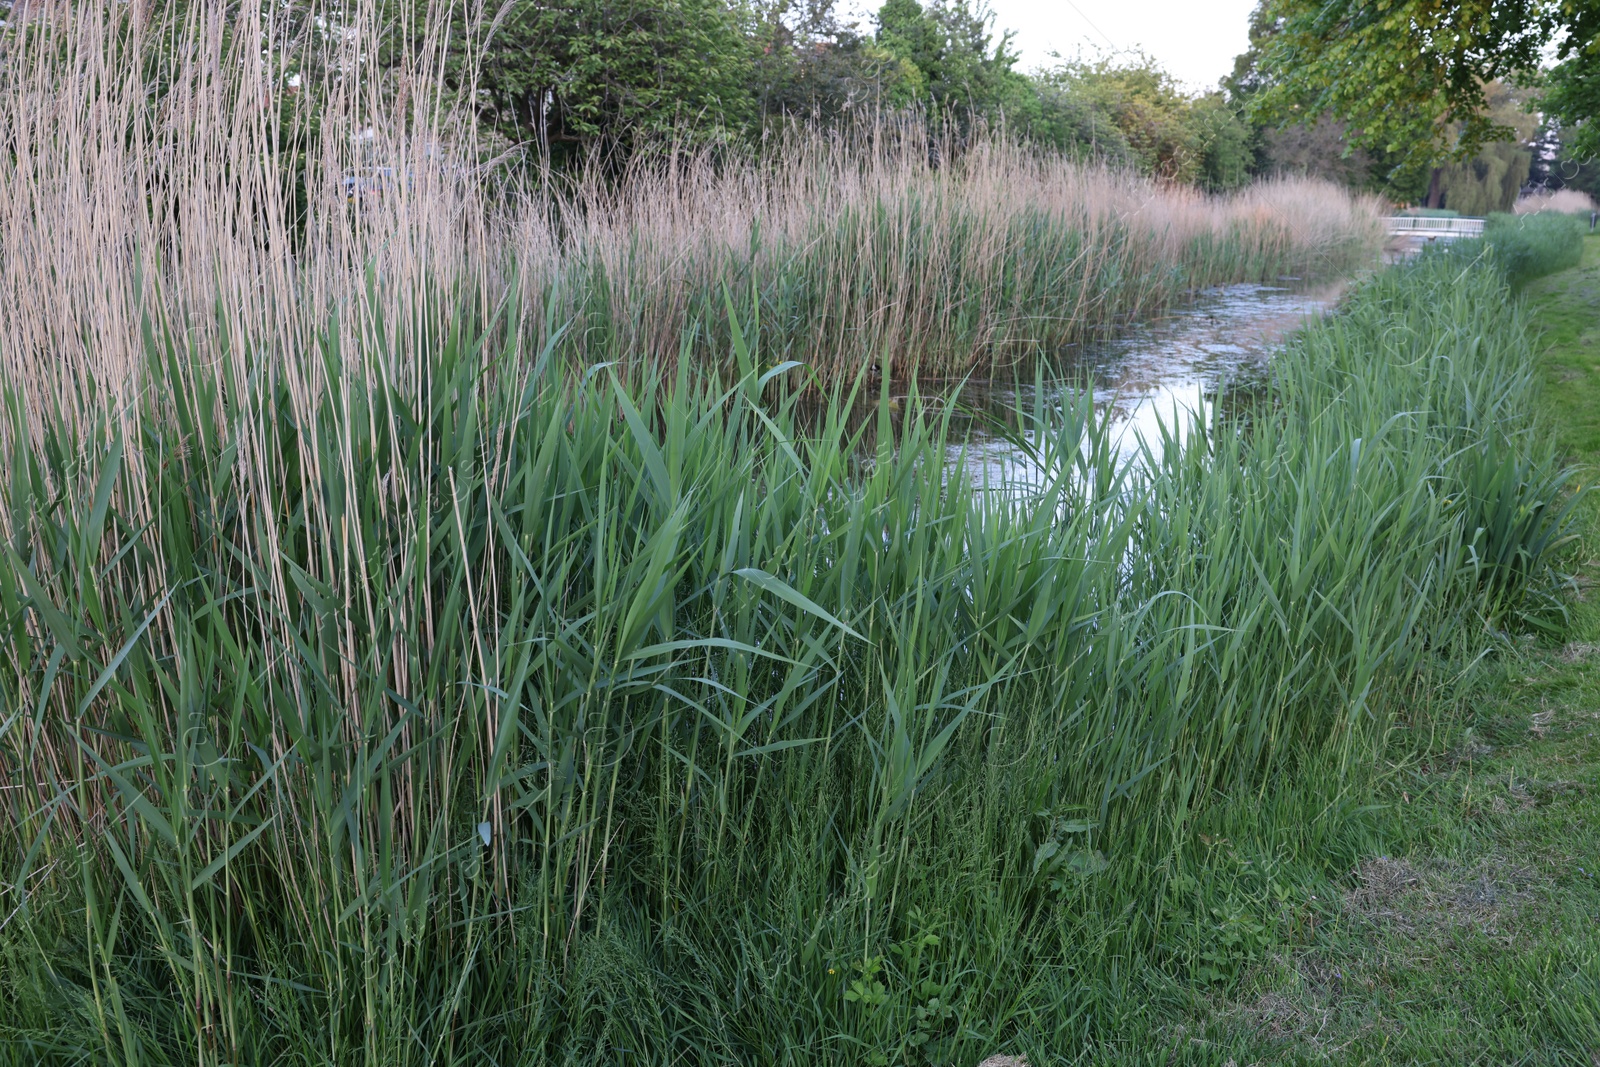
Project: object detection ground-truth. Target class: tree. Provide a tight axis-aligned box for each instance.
[1249,0,1599,169]
[1008,74,1133,165]
[1036,55,1250,187]
[1532,117,1600,199]
[749,0,922,125]
[1544,47,1600,166]
[424,0,756,162]
[1258,118,1380,187]
[874,0,1030,121]
[1428,82,1536,213]
[1192,93,1255,191]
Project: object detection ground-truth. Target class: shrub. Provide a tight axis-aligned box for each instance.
[1440,210,1588,289]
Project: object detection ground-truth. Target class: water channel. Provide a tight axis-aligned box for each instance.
[945,280,1348,490]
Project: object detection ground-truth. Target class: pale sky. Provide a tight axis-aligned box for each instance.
[842,0,1263,93]
[985,0,1260,90]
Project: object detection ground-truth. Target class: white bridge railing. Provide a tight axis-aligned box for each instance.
[1385,216,1486,238]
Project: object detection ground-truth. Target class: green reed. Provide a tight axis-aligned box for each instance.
[0,253,1577,1064]
[1461,211,1589,290]
[545,186,1378,385]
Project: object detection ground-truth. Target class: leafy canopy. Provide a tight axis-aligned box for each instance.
[1250,0,1599,165]
[1545,43,1600,165]
[416,0,756,159]
[874,0,1030,119]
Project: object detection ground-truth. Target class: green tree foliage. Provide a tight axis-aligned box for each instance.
[1432,84,1536,214]
[1254,118,1381,189]
[749,0,923,124]
[1544,46,1600,166]
[3,0,1283,188]
[427,0,755,160]
[1060,59,1201,180]
[1036,56,1254,189]
[1551,155,1600,199]
[1435,143,1531,213]
[1192,92,1255,191]
[1228,2,1559,204]
[873,0,1030,121]
[1008,74,1134,164]
[1250,0,1599,168]
[1221,4,1384,190]
[1221,5,1383,191]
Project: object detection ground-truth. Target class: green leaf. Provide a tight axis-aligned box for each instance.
[732,567,864,641]
[77,587,175,718]
[189,817,276,892]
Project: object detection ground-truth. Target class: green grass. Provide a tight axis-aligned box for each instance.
[1530,234,1600,455]
[0,237,1581,1063]
[1470,212,1589,291]
[1164,234,1600,1067]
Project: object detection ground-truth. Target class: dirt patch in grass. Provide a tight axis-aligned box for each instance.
[1344,856,1425,915]
[1342,856,1539,936]
[1558,641,1600,663]
[1218,950,1396,1058]
[1236,991,1323,1044]
[1230,989,1383,1058]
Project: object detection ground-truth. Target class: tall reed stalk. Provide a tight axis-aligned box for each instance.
[0,4,1573,1064]
[0,0,1383,425]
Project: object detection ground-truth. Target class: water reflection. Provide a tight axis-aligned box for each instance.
[946,281,1346,491]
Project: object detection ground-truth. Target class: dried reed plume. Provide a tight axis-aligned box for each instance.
[1515,187,1598,216]
[0,0,1382,451]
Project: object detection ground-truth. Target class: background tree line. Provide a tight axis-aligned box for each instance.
[388,0,1259,189]
[404,0,1600,204]
[5,0,1591,203]
[1234,0,1600,209]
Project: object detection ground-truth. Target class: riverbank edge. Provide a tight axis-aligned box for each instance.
[1183,233,1600,1066]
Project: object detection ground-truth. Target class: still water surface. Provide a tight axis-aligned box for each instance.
[949,281,1346,490]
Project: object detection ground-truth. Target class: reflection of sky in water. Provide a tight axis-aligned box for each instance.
[951,282,1344,492]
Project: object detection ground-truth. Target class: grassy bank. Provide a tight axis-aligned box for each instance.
[0,241,1575,1063]
[1167,235,1600,1067]
[1478,212,1588,290]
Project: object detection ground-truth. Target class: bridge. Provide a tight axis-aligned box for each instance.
[1385,216,1485,240]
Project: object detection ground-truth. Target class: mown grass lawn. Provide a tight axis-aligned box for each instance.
[1181,235,1600,1067]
